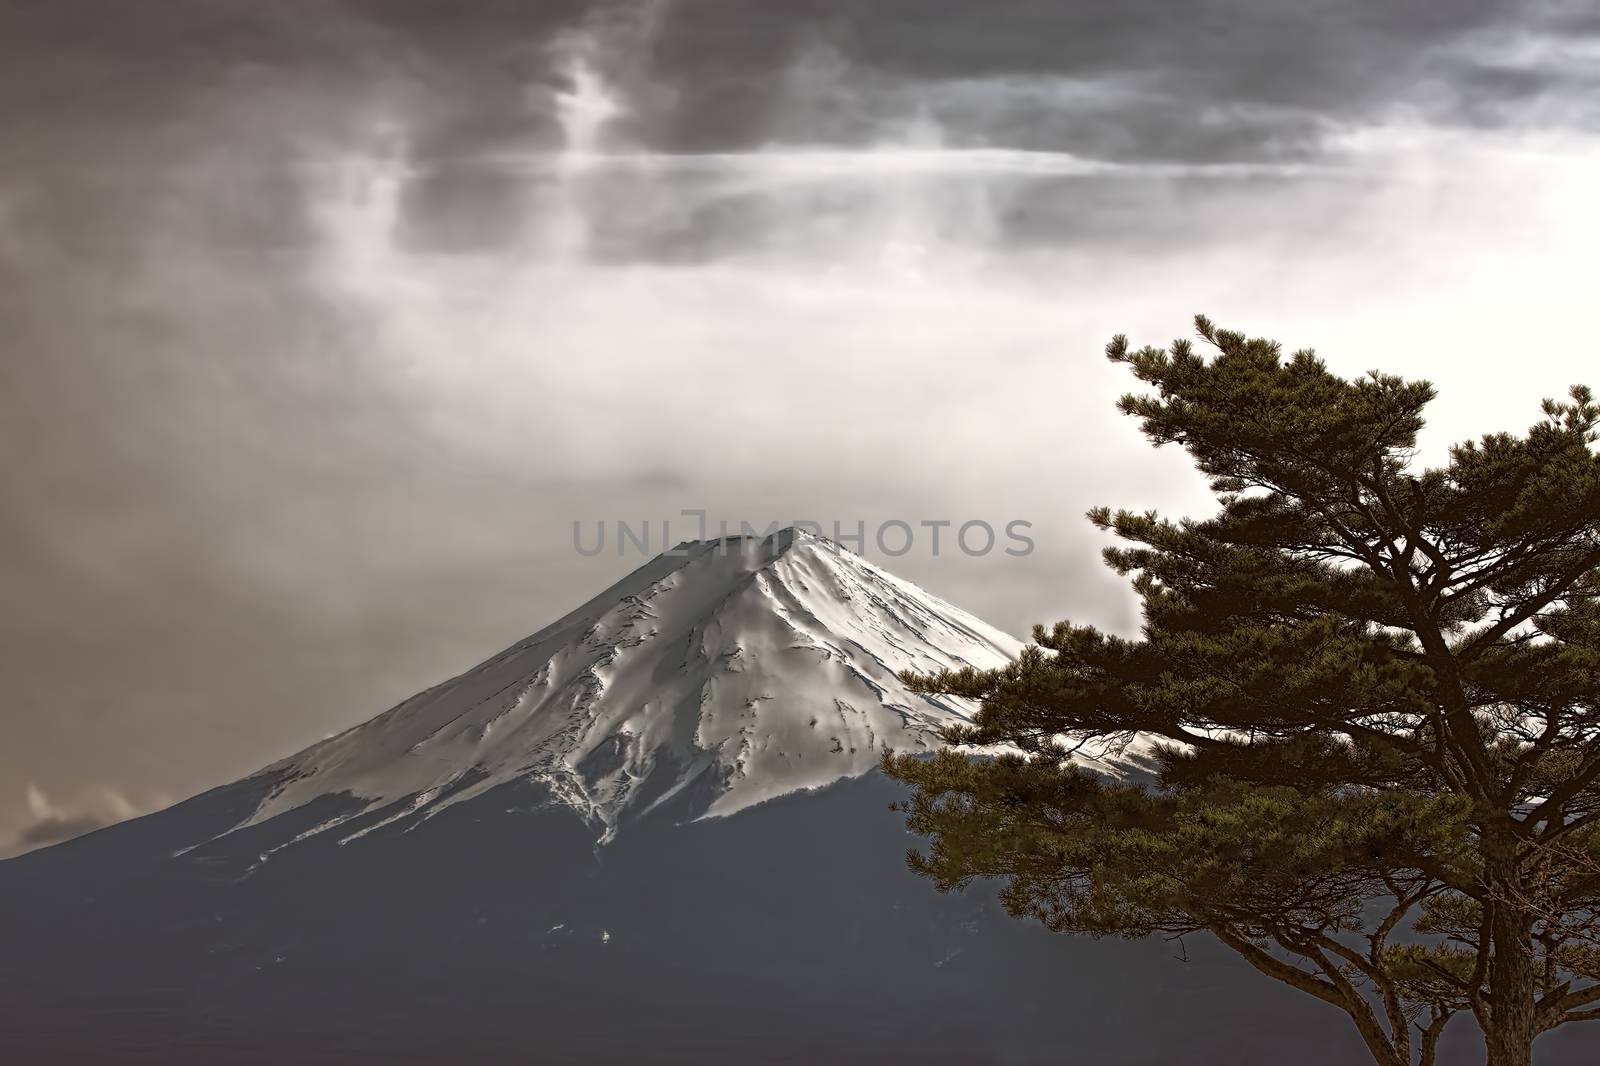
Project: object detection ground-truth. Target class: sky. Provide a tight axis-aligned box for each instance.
[2,0,1598,855]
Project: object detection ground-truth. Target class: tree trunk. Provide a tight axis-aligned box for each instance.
[1484,866,1537,1066]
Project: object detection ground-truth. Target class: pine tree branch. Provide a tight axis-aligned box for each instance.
[1536,963,1600,1029]
[1316,932,1384,984]
[1434,530,1557,610]
[1538,980,1600,1023]
[1554,1007,1600,1025]
[1211,924,1405,1066]
[1371,879,1424,952]
[1468,902,1495,1030]
[1416,1010,1453,1066]
[1455,548,1600,663]
[1349,925,1413,1065]
[1531,750,1600,842]
[1294,935,1408,1066]
[1363,458,1451,596]
[1248,469,1498,803]
[1508,716,1567,803]
[1555,870,1600,902]
[1387,564,1499,806]
[1412,858,1482,901]
[1210,925,1348,1009]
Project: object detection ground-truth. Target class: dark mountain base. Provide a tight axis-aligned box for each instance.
[1,772,1590,1064]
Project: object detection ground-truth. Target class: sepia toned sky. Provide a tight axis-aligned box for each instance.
[2,0,1598,855]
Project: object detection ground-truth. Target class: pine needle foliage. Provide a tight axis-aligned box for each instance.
[885,317,1600,1066]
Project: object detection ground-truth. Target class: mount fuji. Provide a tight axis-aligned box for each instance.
[4,529,1577,1064]
[241,527,1024,848]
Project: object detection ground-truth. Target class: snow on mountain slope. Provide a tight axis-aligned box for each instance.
[242,527,1023,844]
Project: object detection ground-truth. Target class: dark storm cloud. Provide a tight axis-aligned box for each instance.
[634,0,1563,157]
[3,0,1585,181]
[7,0,1559,267]
[315,0,1597,258]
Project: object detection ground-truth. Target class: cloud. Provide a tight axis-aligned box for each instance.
[5,784,150,855]
[0,0,1597,865]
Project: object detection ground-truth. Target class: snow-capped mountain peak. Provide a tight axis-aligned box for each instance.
[243,527,1022,844]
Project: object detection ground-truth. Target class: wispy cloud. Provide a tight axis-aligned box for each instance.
[4,784,158,857]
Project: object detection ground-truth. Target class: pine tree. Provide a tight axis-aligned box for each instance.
[884,317,1600,1066]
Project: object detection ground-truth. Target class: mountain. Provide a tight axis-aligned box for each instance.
[2,529,1587,1064]
[240,526,1024,848]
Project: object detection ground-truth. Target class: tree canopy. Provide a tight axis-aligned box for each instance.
[885,317,1600,1066]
